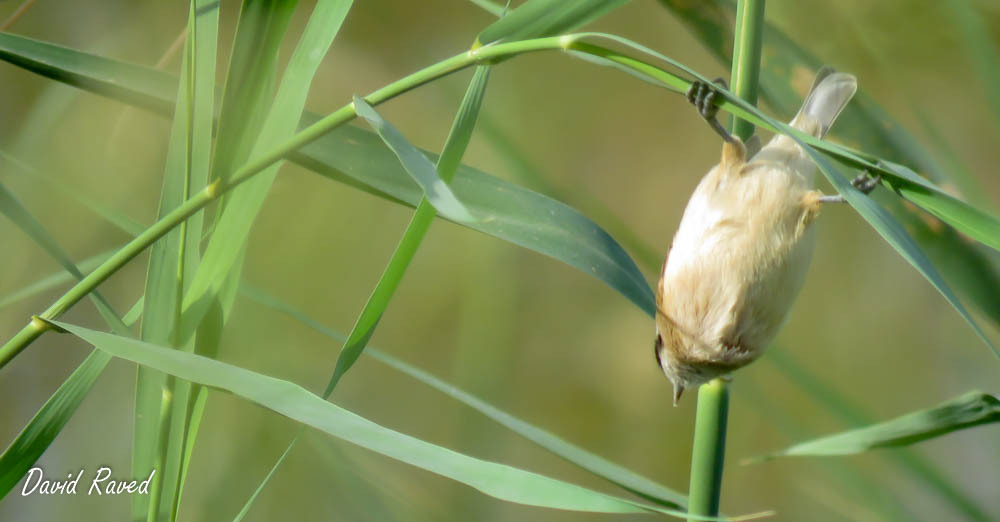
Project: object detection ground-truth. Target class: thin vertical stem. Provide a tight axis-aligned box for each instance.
[687,1,764,519]
[728,0,765,141]
[687,379,729,518]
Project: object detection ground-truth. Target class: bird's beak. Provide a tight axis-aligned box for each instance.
[672,382,685,406]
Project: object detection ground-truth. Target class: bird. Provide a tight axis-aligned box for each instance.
[654,68,878,405]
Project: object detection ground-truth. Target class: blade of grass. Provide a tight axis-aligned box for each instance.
[239,282,688,509]
[736,375,914,520]
[143,2,219,520]
[766,348,991,521]
[352,96,480,223]
[50,320,773,521]
[0,31,176,115]
[752,391,1000,460]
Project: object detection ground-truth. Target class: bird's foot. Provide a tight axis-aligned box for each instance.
[686,79,739,146]
[818,172,881,204]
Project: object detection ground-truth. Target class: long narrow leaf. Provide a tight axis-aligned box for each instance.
[766,348,990,521]
[49,320,769,521]
[352,96,479,223]
[240,282,688,509]
[754,391,1000,460]
[148,2,220,520]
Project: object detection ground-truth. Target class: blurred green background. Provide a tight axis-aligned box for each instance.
[1,1,999,520]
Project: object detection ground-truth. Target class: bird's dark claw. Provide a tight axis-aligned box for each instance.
[686,79,738,146]
[851,171,881,194]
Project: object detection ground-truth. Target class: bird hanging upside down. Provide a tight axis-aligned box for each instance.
[655,68,879,405]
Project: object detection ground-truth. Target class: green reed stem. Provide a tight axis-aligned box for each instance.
[687,1,764,519]
[728,0,765,141]
[687,379,730,519]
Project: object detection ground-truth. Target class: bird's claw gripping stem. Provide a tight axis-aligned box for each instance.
[850,172,881,194]
[818,172,882,203]
[687,79,739,146]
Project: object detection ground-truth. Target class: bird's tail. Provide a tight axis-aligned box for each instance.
[791,67,857,138]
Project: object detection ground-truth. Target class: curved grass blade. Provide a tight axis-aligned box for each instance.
[0,31,176,115]
[0,32,654,316]
[475,0,629,47]
[50,320,773,521]
[878,160,1000,253]
[766,349,991,521]
[240,282,688,509]
[752,391,1000,460]
[352,95,479,223]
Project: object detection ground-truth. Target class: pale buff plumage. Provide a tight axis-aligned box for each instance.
[655,69,858,404]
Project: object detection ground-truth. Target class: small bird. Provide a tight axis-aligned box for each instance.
[655,68,877,405]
